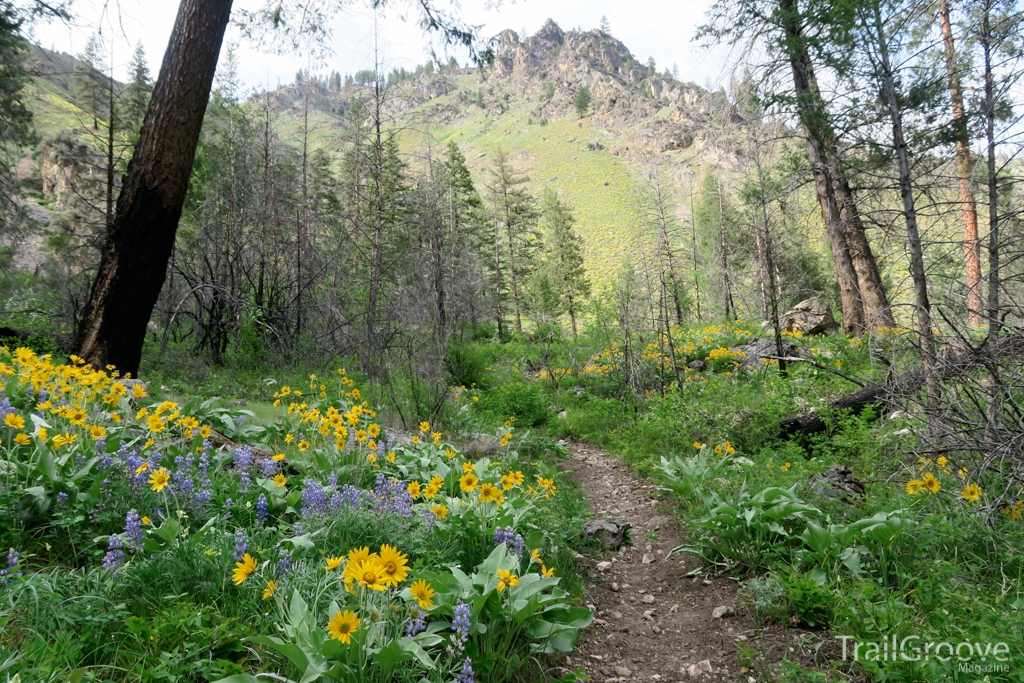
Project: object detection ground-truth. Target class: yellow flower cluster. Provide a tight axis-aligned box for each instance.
[1,346,211,453]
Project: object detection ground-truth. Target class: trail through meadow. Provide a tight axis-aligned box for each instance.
[559,443,807,683]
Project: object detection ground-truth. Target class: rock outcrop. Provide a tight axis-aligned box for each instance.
[782,298,840,336]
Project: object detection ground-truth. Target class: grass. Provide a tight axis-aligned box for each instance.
[455,321,1024,682]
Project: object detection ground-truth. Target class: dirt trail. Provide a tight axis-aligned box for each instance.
[559,442,754,683]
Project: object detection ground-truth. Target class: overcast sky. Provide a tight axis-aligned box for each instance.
[30,0,735,93]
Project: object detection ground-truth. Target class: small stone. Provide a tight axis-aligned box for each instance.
[611,582,620,592]
[670,604,679,613]
[641,610,654,620]
[712,606,733,619]
[652,625,663,634]
[686,664,700,678]
[593,618,608,626]
[702,579,712,585]
[642,553,655,564]
[643,594,656,604]
[609,611,623,619]
[597,561,613,572]
[698,660,713,673]
[614,666,632,677]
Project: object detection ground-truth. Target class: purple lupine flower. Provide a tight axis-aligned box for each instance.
[102,535,125,572]
[456,657,475,683]
[493,527,525,556]
[277,549,293,575]
[1,549,22,584]
[124,509,144,548]
[450,600,471,653]
[327,472,339,487]
[221,499,232,521]
[56,492,69,506]
[258,458,279,478]
[405,606,427,637]
[234,446,254,493]
[256,494,268,525]
[301,480,329,516]
[232,530,248,562]
[329,484,364,513]
[373,475,413,517]
[233,414,247,425]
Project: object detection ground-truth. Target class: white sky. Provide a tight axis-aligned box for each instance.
[30,0,734,94]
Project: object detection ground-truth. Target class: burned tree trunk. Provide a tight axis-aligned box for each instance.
[74,0,234,375]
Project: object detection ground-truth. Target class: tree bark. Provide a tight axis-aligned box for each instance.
[939,0,984,328]
[834,175,896,329]
[74,0,234,375]
[779,0,865,335]
[872,1,941,418]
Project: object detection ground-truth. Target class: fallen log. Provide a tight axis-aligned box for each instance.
[779,331,1024,439]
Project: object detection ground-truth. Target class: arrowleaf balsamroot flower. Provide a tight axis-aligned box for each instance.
[961,483,982,503]
[497,569,520,592]
[232,553,258,585]
[379,544,409,586]
[327,610,360,644]
[478,482,500,503]
[273,474,287,487]
[148,467,171,492]
[345,557,387,591]
[262,580,277,599]
[460,473,479,492]
[430,504,448,519]
[324,556,344,571]
[410,579,435,609]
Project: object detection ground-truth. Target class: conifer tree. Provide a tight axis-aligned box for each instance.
[75,33,104,129]
[484,150,541,338]
[539,188,590,337]
[124,42,151,141]
[574,85,591,118]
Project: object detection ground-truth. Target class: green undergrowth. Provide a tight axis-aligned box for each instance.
[454,321,1024,683]
[0,347,593,682]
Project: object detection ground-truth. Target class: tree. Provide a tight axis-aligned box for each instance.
[539,188,590,337]
[700,0,896,333]
[600,15,610,33]
[484,150,541,337]
[123,42,152,139]
[73,0,488,375]
[938,0,983,327]
[574,85,591,118]
[73,0,235,375]
[0,1,35,235]
[75,33,104,130]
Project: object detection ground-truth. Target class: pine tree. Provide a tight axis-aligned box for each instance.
[574,85,591,118]
[123,42,151,140]
[75,33,104,129]
[484,150,541,338]
[600,15,610,33]
[539,188,590,337]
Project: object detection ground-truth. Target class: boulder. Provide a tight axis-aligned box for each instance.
[581,517,632,550]
[808,465,866,503]
[464,434,501,456]
[782,298,840,335]
[687,360,706,371]
[730,338,800,369]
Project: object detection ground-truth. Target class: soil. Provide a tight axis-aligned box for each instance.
[559,442,826,683]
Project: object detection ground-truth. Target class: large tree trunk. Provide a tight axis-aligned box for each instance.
[939,0,984,328]
[779,0,865,335]
[74,0,234,375]
[873,2,941,418]
[834,176,896,329]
